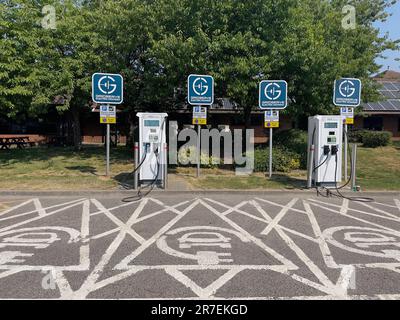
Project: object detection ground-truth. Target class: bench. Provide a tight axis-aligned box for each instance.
[0,137,35,150]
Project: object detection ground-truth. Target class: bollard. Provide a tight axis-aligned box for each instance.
[134,142,139,190]
[351,143,357,191]
[163,143,168,190]
[307,144,315,189]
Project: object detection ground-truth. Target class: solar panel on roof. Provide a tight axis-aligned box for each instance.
[382,101,396,110]
[392,83,400,90]
[390,100,400,110]
[379,90,396,99]
[363,103,373,111]
[381,83,392,90]
[392,91,400,99]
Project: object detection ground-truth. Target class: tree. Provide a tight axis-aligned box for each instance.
[1,0,398,143]
[137,0,399,127]
[0,0,104,149]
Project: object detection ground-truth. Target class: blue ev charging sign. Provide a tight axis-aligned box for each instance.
[333,78,362,107]
[259,80,288,109]
[188,75,214,106]
[92,73,124,105]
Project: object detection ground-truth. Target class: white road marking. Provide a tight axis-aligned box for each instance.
[164,267,244,298]
[91,199,146,244]
[0,199,34,217]
[199,199,297,270]
[0,200,88,234]
[303,201,337,268]
[358,202,400,220]
[309,198,400,222]
[260,198,298,236]
[395,199,400,214]
[0,198,86,222]
[340,199,349,215]
[307,201,400,237]
[336,265,356,295]
[0,196,400,299]
[72,199,150,299]
[252,200,341,295]
[33,198,46,217]
[204,198,319,243]
[115,199,200,270]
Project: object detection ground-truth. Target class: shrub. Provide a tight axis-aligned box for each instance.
[251,147,301,173]
[348,130,368,143]
[362,131,392,148]
[274,129,308,169]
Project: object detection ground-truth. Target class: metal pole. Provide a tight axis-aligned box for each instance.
[351,143,357,190]
[106,121,110,177]
[163,143,168,190]
[307,144,315,189]
[197,124,201,178]
[344,123,348,181]
[269,127,273,178]
[134,142,139,190]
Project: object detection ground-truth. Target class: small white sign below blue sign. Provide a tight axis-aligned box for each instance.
[92,73,124,105]
[259,80,288,109]
[188,74,214,106]
[333,78,362,107]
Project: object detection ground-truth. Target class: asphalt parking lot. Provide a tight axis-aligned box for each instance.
[0,192,400,300]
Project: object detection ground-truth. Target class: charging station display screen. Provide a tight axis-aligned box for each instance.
[144,120,160,127]
[324,122,338,129]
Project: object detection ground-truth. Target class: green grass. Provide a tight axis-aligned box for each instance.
[187,173,306,190]
[0,146,134,190]
[182,144,400,191]
[0,143,399,191]
[356,144,400,191]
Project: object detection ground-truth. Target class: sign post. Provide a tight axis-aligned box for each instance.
[259,81,288,178]
[264,111,280,178]
[106,113,111,176]
[334,78,361,183]
[92,73,124,177]
[192,106,208,178]
[188,75,214,178]
[340,107,355,180]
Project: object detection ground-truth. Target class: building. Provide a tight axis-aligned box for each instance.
[358,70,400,138]
[1,71,400,145]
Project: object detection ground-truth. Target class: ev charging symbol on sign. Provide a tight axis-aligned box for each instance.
[193,78,209,96]
[334,78,362,107]
[92,73,124,104]
[259,80,288,109]
[98,76,118,95]
[265,83,282,101]
[188,74,214,105]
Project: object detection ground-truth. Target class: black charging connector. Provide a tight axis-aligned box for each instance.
[331,145,339,155]
[323,146,330,155]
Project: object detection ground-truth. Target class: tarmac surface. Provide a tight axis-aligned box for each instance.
[0,191,400,300]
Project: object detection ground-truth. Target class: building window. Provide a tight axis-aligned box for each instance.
[364,116,383,131]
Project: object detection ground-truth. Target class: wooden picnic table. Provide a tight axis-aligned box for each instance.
[0,136,35,150]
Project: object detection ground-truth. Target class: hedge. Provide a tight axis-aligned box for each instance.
[361,131,392,148]
[251,147,301,173]
[348,130,392,147]
[273,129,308,169]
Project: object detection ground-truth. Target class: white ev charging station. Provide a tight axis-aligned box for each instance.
[136,113,168,187]
[307,115,344,188]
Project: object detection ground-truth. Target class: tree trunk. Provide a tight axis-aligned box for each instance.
[126,111,136,148]
[244,106,252,129]
[71,105,82,150]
